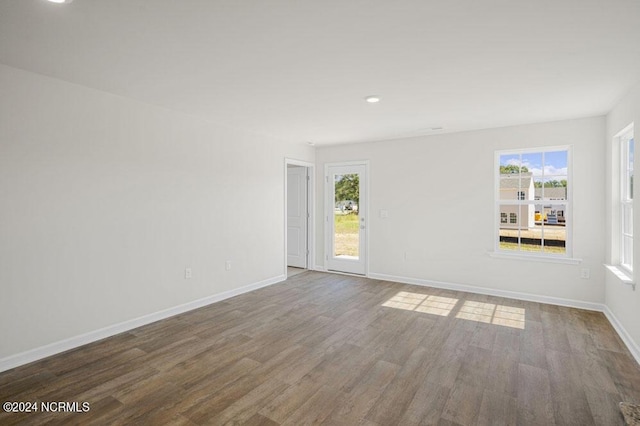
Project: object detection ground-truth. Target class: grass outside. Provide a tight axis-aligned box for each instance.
[499,241,566,254]
[334,213,359,257]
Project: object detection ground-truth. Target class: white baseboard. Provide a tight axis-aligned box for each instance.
[602,305,640,365]
[368,272,604,311]
[4,270,639,373]
[312,264,327,272]
[0,274,285,373]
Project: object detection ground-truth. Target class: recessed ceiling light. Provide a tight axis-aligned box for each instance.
[307,141,315,146]
[431,127,444,131]
[47,0,73,3]
[365,96,380,103]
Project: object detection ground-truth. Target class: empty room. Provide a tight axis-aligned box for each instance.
[1,0,640,425]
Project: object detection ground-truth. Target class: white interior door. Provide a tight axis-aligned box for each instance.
[287,166,308,268]
[326,163,367,275]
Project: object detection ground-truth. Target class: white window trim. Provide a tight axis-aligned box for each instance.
[618,123,634,275]
[492,145,580,263]
[604,264,635,287]
[490,251,581,264]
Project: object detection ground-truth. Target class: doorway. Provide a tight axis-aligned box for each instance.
[285,159,314,277]
[325,162,368,275]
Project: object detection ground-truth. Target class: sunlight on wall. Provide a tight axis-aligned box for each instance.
[382,291,525,329]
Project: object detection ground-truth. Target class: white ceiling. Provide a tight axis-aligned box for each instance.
[1,0,639,145]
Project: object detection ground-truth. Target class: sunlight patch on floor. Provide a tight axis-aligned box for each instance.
[382,291,525,329]
[382,291,458,317]
[455,300,525,329]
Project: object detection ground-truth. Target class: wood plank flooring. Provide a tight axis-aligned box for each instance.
[1,271,639,425]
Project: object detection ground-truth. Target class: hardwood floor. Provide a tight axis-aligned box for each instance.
[1,271,639,425]
[287,267,307,277]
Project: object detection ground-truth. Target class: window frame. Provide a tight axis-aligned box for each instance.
[494,146,573,260]
[619,125,634,273]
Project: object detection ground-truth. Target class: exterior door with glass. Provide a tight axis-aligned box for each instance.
[326,163,367,275]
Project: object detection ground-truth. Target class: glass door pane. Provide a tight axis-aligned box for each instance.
[334,173,359,259]
[326,163,367,275]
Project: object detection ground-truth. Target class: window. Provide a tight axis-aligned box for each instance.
[620,126,634,272]
[497,147,570,256]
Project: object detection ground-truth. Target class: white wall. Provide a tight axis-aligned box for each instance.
[316,117,606,303]
[0,64,313,361]
[605,82,640,352]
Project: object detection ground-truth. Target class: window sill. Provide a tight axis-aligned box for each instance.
[489,251,582,265]
[604,265,636,289]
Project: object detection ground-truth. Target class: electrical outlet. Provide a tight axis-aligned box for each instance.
[580,268,590,279]
[225,261,232,271]
[185,267,192,279]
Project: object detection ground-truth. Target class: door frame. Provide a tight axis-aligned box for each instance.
[284,158,315,277]
[324,160,369,276]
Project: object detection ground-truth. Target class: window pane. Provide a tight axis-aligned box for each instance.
[521,152,542,176]
[623,137,634,201]
[533,178,543,200]
[545,204,561,225]
[541,178,567,201]
[500,177,520,200]
[499,204,520,251]
[534,205,541,225]
[523,223,543,253]
[544,150,568,177]
[499,154,522,175]
[517,204,540,253]
[499,205,539,252]
[334,173,359,258]
[544,225,566,255]
[542,150,568,201]
[499,153,535,200]
[621,133,633,271]
[623,235,633,269]
[623,204,633,235]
